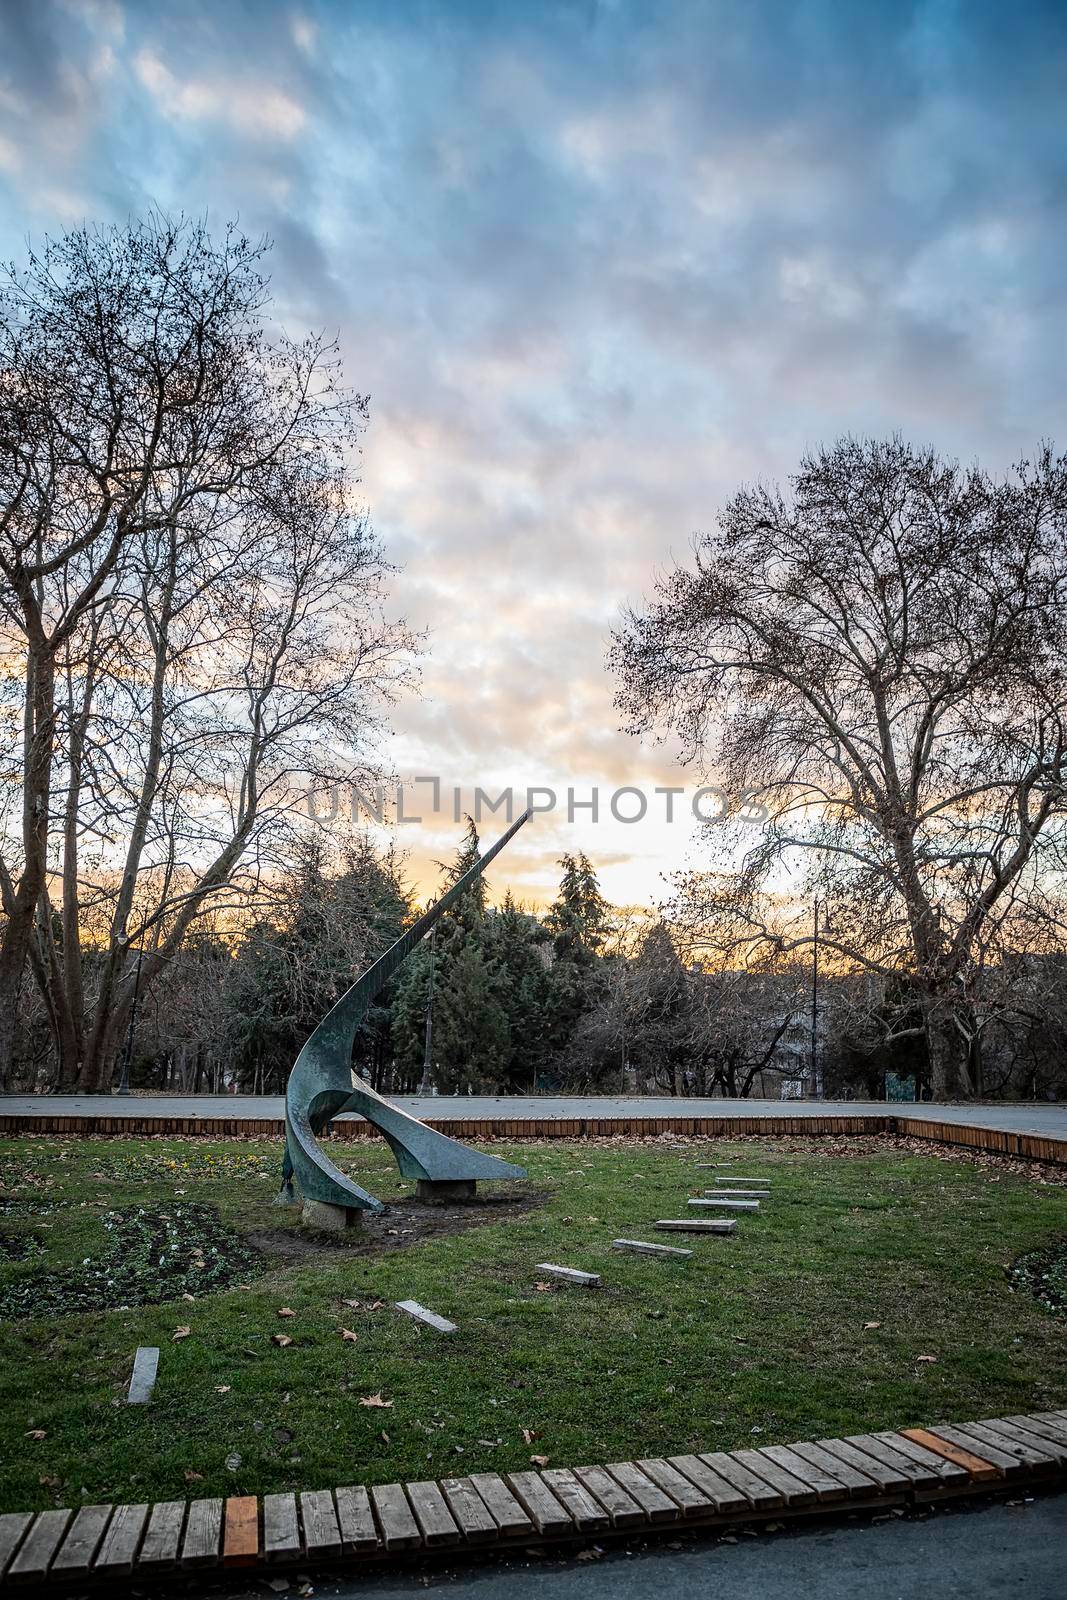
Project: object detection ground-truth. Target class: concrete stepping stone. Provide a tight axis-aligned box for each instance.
[126,1347,159,1405]
[395,1300,457,1334]
[534,1263,600,1287]
[655,1218,736,1234]
[612,1239,693,1258]
[688,1197,759,1211]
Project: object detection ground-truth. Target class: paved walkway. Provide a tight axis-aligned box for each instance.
[222,1493,1067,1600]
[2,1092,1066,1138]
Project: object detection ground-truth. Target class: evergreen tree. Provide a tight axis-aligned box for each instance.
[543,853,610,1071]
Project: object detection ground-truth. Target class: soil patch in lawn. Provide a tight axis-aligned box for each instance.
[248,1188,546,1262]
[0,1202,263,1319]
[1010,1238,1067,1316]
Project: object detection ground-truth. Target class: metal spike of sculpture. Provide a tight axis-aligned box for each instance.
[280,809,531,1223]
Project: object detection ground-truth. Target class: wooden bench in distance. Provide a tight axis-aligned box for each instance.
[534,1263,600,1288]
[656,1218,736,1234]
[395,1300,457,1334]
[612,1239,693,1258]
[688,1197,759,1212]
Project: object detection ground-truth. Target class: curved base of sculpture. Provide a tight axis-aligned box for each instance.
[280,811,532,1215]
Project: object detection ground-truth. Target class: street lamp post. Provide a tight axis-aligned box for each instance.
[418,925,436,1096]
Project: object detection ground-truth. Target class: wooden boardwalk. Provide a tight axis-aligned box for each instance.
[2,1412,1064,1588]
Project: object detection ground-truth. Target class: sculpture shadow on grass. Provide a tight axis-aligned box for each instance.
[281,810,531,1216]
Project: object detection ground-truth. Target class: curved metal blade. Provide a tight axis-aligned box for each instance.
[283,808,532,1211]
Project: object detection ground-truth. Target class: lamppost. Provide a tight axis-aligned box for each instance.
[418,924,436,1097]
[810,898,832,1100]
[116,941,145,1097]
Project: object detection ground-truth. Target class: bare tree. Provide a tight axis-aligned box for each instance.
[0,215,415,1088]
[612,437,1067,1098]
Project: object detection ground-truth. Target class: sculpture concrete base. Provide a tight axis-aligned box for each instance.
[302,1199,362,1232]
[416,1178,477,1204]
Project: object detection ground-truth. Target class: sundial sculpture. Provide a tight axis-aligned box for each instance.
[280,808,531,1226]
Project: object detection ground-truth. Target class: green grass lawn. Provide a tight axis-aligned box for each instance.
[0,1133,1065,1514]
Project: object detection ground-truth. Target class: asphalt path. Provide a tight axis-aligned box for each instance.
[3,1092,1066,1138]
[215,1493,1067,1600]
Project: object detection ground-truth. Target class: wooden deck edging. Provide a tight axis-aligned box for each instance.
[0,1109,1064,1166]
[1,1412,1065,1589]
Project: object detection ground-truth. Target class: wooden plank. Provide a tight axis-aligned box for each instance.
[667,1454,748,1514]
[790,1440,881,1499]
[572,1465,646,1528]
[467,1472,534,1537]
[439,1477,499,1543]
[7,1510,72,1583]
[730,1448,816,1506]
[533,1263,601,1288]
[394,1300,458,1334]
[138,1500,186,1571]
[697,1452,782,1510]
[405,1481,461,1547]
[300,1489,342,1557]
[976,1417,1067,1466]
[334,1485,382,1554]
[688,1197,759,1211]
[0,1514,32,1579]
[899,1428,1000,1482]
[815,1438,909,1494]
[222,1496,259,1567]
[52,1504,113,1576]
[370,1483,422,1551]
[941,1420,1048,1473]
[93,1502,148,1575]
[655,1219,736,1234]
[867,1431,967,1487]
[757,1445,849,1502]
[540,1469,610,1532]
[504,1471,572,1536]
[181,1497,223,1568]
[126,1346,160,1404]
[612,1239,693,1258]
[635,1458,713,1517]
[1017,1414,1067,1455]
[262,1493,301,1562]
[603,1462,680,1522]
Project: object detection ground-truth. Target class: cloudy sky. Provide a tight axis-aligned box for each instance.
[2,0,1065,908]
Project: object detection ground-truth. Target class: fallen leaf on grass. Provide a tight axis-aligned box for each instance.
[379,1431,390,1443]
[342,1298,361,1309]
[863,1321,881,1330]
[916,1354,938,1363]
[173,1326,191,1341]
[533,1282,554,1293]
[184,1470,203,1482]
[339,1328,358,1342]
[214,1384,231,1394]
[181,1293,195,1303]
[529,1454,550,1467]
[272,1334,293,1348]
[521,1428,540,1444]
[359,1393,393,1408]
[38,1475,61,1489]
[277,1307,296,1318]
[24,1430,46,1441]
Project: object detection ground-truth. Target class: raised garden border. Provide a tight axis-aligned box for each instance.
[1,1110,1064,1166]
[1,1412,1065,1589]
